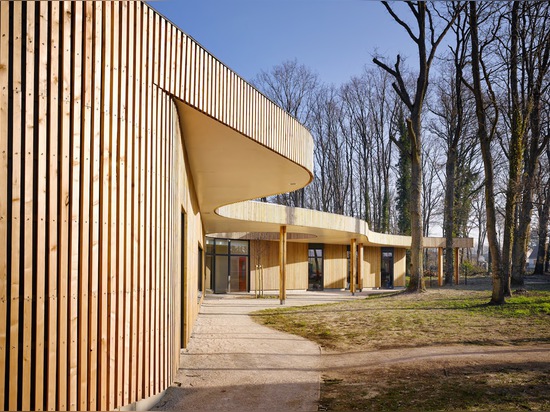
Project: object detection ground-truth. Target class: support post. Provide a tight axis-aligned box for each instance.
[454,248,460,285]
[279,225,287,305]
[350,238,356,295]
[437,247,444,287]
[358,243,363,291]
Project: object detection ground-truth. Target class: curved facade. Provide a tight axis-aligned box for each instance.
[0,2,473,411]
[0,2,313,410]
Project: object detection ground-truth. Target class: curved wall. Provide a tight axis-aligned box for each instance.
[0,1,313,410]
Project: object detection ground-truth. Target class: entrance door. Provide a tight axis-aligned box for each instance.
[308,244,324,291]
[208,238,249,293]
[214,256,229,293]
[381,247,394,288]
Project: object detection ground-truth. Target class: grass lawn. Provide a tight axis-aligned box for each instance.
[252,275,550,411]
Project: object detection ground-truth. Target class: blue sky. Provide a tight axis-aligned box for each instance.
[148,0,417,85]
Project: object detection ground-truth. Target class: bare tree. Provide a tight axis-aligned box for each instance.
[534,147,550,274]
[509,1,550,285]
[468,1,506,304]
[253,59,319,207]
[373,1,462,292]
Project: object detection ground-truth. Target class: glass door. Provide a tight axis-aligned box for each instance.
[207,238,249,293]
[308,244,324,291]
[381,247,394,288]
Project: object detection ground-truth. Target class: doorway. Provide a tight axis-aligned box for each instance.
[308,244,324,291]
[381,247,394,288]
[207,238,250,293]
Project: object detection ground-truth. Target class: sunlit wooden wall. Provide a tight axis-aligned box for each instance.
[394,248,407,287]
[324,245,347,289]
[250,240,308,290]
[363,247,382,288]
[0,1,206,410]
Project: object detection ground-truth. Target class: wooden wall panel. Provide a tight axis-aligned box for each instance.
[363,247,381,288]
[394,248,407,287]
[0,2,169,410]
[1,1,312,410]
[324,245,347,289]
[250,241,308,291]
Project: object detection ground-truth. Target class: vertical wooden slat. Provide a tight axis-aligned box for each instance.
[34,3,49,410]
[160,20,167,93]
[115,2,126,407]
[133,1,144,403]
[108,3,119,410]
[21,4,36,410]
[88,3,102,410]
[0,2,10,410]
[123,1,134,405]
[143,7,154,398]
[98,3,112,410]
[57,2,71,410]
[77,2,92,410]
[137,5,149,401]
[150,63,158,396]
[8,3,22,409]
[68,2,83,410]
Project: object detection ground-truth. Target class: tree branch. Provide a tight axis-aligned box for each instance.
[382,1,419,44]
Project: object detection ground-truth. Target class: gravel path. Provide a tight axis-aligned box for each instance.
[152,291,375,411]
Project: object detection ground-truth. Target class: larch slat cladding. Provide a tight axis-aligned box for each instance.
[393,248,406,287]
[324,245,347,289]
[1,1,311,409]
[363,247,381,288]
[249,241,308,291]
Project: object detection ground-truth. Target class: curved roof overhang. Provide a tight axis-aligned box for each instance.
[156,17,314,232]
[212,201,473,249]
[173,100,312,229]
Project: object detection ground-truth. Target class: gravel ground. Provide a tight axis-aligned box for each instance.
[151,290,379,411]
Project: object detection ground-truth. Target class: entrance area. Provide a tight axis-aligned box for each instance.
[308,244,324,291]
[206,238,249,293]
[381,247,394,288]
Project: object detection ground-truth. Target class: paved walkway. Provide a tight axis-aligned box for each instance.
[151,290,379,411]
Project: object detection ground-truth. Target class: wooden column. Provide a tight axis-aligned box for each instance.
[279,226,287,305]
[454,248,460,285]
[357,243,364,291]
[437,248,444,286]
[350,239,356,295]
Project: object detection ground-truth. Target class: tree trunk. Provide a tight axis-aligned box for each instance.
[511,158,537,284]
[444,148,456,285]
[502,1,524,295]
[534,185,550,274]
[407,116,425,292]
[469,1,505,304]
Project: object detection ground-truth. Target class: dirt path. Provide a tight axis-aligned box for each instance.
[152,287,550,411]
[319,344,550,411]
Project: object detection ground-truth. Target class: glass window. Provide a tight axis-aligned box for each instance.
[215,239,229,255]
[206,237,215,254]
[230,240,249,255]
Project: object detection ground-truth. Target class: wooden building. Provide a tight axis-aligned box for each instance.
[0,1,472,410]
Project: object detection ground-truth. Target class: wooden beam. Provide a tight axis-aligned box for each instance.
[357,243,363,291]
[350,239,356,295]
[279,226,287,305]
[438,248,444,287]
[454,248,460,285]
